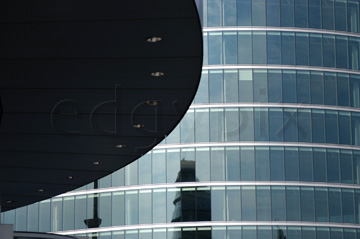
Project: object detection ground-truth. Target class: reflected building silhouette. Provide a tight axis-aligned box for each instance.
[171,159,211,238]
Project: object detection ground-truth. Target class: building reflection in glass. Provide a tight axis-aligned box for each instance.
[171,159,211,239]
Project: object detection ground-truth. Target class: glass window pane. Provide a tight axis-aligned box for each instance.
[282,33,296,65]
[255,147,270,181]
[153,189,166,223]
[286,187,301,221]
[254,108,269,141]
[311,72,324,104]
[323,35,336,67]
[329,188,342,222]
[299,148,313,182]
[314,149,327,182]
[226,147,241,181]
[253,70,268,102]
[310,34,323,66]
[343,189,355,223]
[208,32,222,64]
[237,0,252,26]
[298,109,311,142]
[242,186,256,220]
[338,74,350,107]
[212,187,226,221]
[269,108,284,141]
[225,108,240,141]
[238,32,252,64]
[267,32,281,64]
[336,36,349,69]
[281,0,295,27]
[297,71,311,104]
[210,108,224,142]
[211,148,225,181]
[224,70,239,102]
[328,149,341,183]
[272,186,286,221]
[167,150,180,183]
[223,32,238,64]
[152,150,166,184]
[309,0,322,28]
[335,0,347,31]
[325,110,339,144]
[341,150,353,184]
[268,70,282,103]
[252,0,266,26]
[253,32,267,64]
[270,147,285,181]
[283,109,298,142]
[240,108,254,141]
[301,187,315,221]
[322,0,335,30]
[181,109,194,143]
[139,190,152,224]
[256,186,271,220]
[227,186,241,221]
[267,0,281,26]
[285,148,299,181]
[295,33,309,65]
[283,71,297,103]
[315,188,329,222]
[196,148,210,181]
[195,109,210,142]
[241,147,255,181]
[312,109,326,143]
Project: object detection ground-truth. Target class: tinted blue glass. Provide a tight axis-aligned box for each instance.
[327,149,341,183]
[317,228,330,239]
[309,0,322,28]
[269,108,284,141]
[337,74,350,107]
[342,189,355,223]
[223,32,238,64]
[349,38,360,70]
[283,109,298,142]
[152,151,166,183]
[211,187,226,221]
[324,73,337,105]
[270,147,285,181]
[242,186,256,220]
[295,0,308,27]
[285,148,299,181]
[322,0,335,30]
[237,0,252,25]
[341,151,353,184]
[325,111,339,144]
[286,187,301,221]
[195,71,209,104]
[336,36,349,69]
[196,149,210,181]
[330,228,343,239]
[313,149,327,182]
[208,33,222,65]
[139,154,151,184]
[283,71,297,103]
[268,70,282,103]
[299,148,313,182]
[253,32,267,64]
[297,71,310,104]
[281,33,295,65]
[256,187,271,220]
[296,33,309,66]
[225,109,240,141]
[298,109,311,142]
[312,110,326,143]
[254,108,269,141]
[210,109,224,142]
[209,71,224,103]
[301,187,315,221]
[211,148,225,181]
[356,190,360,223]
[310,34,323,66]
[272,186,286,221]
[267,0,281,26]
[323,35,336,67]
[350,76,360,108]
[238,32,252,64]
[241,147,255,180]
[252,0,266,26]
[267,32,281,64]
[227,187,241,221]
[224,71,239,102]
[339,112,352,145]
[243,226,257,239]
[351,112,360,146]
[281,0,295,27]
[207,0,222,26]
[310,72,324,104]
[344,229,356,239]
[253,70,268,102]
[195,109,210,142]
[240,108,254,141]
[302,228,316,239]
[348,2,360,33]
[255,147,270,181]
[258,226,272,239]
[329,188,342,222]
[335,0,347,31]
[354,152,360,185]
[226,149,240,184]
[223,0,237,26]
[139,190,151,224]
[315,188,329,222]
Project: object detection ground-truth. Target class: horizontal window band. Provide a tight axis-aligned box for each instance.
[189,102,360,113]
[56,221,360,235]
[57,179,360,198]
[203,26,360,38]
[202,64,360,76]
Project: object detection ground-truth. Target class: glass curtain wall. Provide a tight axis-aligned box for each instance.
[2,0,360,238]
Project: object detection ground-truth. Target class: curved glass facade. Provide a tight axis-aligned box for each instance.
[3,0,360,238]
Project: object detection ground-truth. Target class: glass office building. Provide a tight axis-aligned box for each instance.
[2,0,360,238]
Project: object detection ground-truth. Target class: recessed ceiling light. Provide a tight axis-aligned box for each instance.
[146,37,162,43]
[38,189,44,192]
[115,144,126,148]
[133,124,144,128]
[146,100,159,106]
[93,161,101,165]
[151,72,164,77]
[6,200,12,204]
[67,176,74,180]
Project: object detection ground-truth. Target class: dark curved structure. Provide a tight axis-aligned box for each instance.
[0,0,203,211]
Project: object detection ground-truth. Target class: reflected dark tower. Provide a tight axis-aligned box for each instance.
[171,159,211,239]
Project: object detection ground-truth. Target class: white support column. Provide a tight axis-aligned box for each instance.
[0,224,13,239]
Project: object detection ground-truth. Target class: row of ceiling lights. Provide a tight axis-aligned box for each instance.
[5,37,164,206]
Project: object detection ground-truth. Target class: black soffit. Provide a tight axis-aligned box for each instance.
[0,0,203,211]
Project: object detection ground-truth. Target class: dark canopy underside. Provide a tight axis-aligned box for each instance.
[0,0,203,211]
